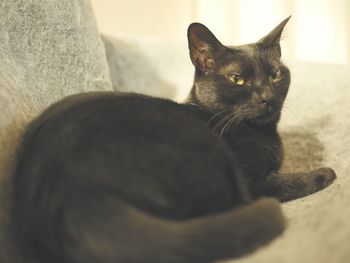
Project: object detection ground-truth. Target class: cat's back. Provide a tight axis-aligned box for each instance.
[14,92,244,220]
[23,92,213,155]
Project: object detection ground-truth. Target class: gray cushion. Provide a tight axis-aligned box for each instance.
[0,1,112,261]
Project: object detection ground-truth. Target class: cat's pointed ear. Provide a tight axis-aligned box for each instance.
[187,23,226,73]
[258,16,291,57]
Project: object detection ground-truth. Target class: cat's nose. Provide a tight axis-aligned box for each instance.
[259,88,273,112]
[259,88,274,108]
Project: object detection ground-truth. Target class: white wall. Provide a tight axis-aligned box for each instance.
[91,0,350,64]
[90,0,194,41]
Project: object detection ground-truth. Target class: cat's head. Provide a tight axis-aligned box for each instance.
[187,17,291,126]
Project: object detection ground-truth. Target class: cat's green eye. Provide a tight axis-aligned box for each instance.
[228,74,245,85]
[270,68,282,83]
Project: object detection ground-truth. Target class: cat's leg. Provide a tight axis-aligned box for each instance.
[251,167,337,202]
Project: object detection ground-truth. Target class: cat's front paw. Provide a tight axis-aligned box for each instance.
[311,167,337,190]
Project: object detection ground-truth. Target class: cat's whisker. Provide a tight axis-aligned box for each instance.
[213,113,234,136]
[220,117,235,136]
[218,110,247,137]
[207,108,233,126]
[219,115,233,137]
[219,112,236,136]
[215,112,235,135]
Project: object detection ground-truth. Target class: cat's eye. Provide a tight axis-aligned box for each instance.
[228,74,245,85]
[270,68,282,83]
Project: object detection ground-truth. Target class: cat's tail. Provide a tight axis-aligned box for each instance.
[53,194,285,263]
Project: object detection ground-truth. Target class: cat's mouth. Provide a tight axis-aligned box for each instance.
[250,107,279,125]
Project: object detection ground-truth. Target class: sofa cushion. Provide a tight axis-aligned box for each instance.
[0,1,112,261]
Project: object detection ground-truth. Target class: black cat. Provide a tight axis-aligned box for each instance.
[11,18,335,263]
[186,17,336,202]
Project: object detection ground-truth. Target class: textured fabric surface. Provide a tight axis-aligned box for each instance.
[104,35,350,263]
[103,35,193,100]
[0,1,112,262]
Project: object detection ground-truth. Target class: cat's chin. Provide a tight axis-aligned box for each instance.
[250,111,280,125]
